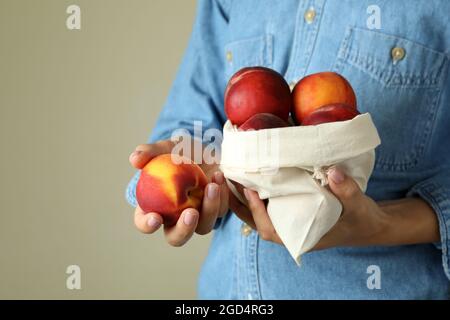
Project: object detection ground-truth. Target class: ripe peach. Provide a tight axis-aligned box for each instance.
[224,66,292,126]
[292,72,357,124]
[238,113,289,131]
[136,154,208,226]
[302,103,360,126]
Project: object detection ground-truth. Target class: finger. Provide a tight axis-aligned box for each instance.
[218,183,229,217]
[327,167,364,208]
[212,171,225,185]
[196,183,220,235]
[129,140,175,169]
[244,189,282,243]
[229,192,256,229]
[213,171,229,217]
[134,205,163,234]
[164,208,199,247]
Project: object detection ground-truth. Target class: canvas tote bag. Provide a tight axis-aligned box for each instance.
[220,113,381,263]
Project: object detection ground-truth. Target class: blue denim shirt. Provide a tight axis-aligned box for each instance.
[127,0,450,299]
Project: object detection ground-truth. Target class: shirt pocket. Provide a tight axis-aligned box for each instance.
[332,27,448,171]
[224,34,274,80]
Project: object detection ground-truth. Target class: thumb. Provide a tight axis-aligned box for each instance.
[327,167,364,207]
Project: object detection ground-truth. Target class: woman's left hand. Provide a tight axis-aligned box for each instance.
[230,167,391,251]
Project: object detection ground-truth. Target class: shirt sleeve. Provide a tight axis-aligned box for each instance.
[126,0,231,208]
[407,169,450,280]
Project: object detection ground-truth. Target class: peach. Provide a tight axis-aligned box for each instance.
[292,72,357,124]
[224,66,292,126]
[239,113,289,131]
[302,103,360,126]
[136,154,208,226]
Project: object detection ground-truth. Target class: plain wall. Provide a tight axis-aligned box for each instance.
[0,0,211,299]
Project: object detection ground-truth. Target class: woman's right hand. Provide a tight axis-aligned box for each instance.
[129,140,229,246]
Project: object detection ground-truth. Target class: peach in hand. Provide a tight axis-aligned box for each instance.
[136,154,208,226]
[292,72,357,124]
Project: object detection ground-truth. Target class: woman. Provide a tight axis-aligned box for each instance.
[127,0,450,299]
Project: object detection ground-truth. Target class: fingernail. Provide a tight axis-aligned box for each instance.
[130,150,142,160]
[243,188,250,201]
[207,183,219,199]
[329,168,345,184]
[183,210,198,226]
[214,171,224,184]
[147,216,160,228]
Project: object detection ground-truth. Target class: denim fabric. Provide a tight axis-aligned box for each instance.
[127,0,450,299]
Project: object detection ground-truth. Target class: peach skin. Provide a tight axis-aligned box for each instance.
[302,103,360,126]
[136,153,208,226]
[225,66,292,126]
[292,72,357,124]
[238,113,290,131]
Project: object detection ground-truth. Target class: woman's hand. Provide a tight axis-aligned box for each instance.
[231,167,440,250]
[129,140,229,246]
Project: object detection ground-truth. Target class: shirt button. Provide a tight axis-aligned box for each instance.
[226,51,233,63]
[304,8,316,24]
[391,47,406,63]
[289,81,296,91]
[241,223,252,236]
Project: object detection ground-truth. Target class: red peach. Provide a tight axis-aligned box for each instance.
[301,103,360,126]
[225,66,292,126]
[136,154,208,226]
[238,113,289,131]
[292,72,357,124]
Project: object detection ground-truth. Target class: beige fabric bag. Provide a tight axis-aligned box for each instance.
[220,113,381,263]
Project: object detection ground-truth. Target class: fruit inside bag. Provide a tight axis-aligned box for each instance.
[220,115,381,263]
[220,67,381,263]
[134,66,382,262]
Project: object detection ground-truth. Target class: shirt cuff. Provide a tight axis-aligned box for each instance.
[125,170,140,208]
[407,179,450,280]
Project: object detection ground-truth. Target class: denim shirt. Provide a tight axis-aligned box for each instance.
[127,0,450,299]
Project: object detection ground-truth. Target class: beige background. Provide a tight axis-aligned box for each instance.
[0,0,211,299]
